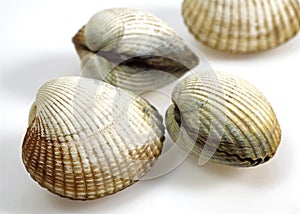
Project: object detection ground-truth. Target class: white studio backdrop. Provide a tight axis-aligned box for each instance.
[0,0,300,213]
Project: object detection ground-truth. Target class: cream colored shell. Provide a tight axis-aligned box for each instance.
[22,77,164,200]
[73,8,199,92]
[166,71,281,167]
[182,0,300,53]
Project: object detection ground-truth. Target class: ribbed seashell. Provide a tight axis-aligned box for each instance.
[165,71,281,167]
[73,8,199,92]
[22,77,164,200]
[182,0,300,53]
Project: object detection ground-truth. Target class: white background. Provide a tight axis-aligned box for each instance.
[1,0,300,213]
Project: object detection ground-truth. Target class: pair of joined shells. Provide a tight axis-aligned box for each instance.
[22,77,164,200]
[182,0,300,53]
[166,71,281,167]
[73,8,199,92]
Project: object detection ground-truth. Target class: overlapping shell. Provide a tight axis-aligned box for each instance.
[73,8,199,92]
[165,71,281,167]
[22,77,165,200]
[182,0,300,53]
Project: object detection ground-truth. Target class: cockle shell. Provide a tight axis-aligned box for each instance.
[73,8,199,92]
[165,71,281,167]
[182,0,300,53]
[22,77,164,200]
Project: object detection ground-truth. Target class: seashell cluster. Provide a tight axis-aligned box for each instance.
[73,8,199,92]
[182,0,300,53]
[165,71,281,167]
[22,77,165,200]
[21,5,285,201]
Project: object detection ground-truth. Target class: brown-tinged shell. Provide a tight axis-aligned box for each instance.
[72,8,199,92]
[165,71,281,167]
[22,77,165,200]
[182,0,300,53]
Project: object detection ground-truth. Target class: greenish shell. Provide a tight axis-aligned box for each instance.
[166,71,281,167]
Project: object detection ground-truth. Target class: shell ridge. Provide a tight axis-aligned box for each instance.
[85,83,162,182]
[36,107,58,193]
[280,0,293,38]
[176,75,277,152]
[23,120,39,169]
[214,76,278,124]
[41,91,89,198]
[249,0,259,51]
[256,0,268,50]
[107,127,137,183]
[180,84,272,158]
[202,0,217,44]
[182,0,300,52]
[183,76,272,119]
[167,72,281,166]
[37,116,54,192]
[98,93,144,182]
[206,0,220,48]
[223,0,233,51]
[173,91,249,158]
[38,79,122,198]
[289,0,300,29]
[78,88,135,192]
[198,80,278,150]
[269,0,281,48]
[187,0,202,30]
[111,107,162,180]
[36,102,70,197]
[179,96,258,159]
[274,0,287,43]
[217,0,227,49]
[97,127,126,193]
[188,0,210,43]
[236,0,243,52]
[23,77,165,199]
[284,0,297,36]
